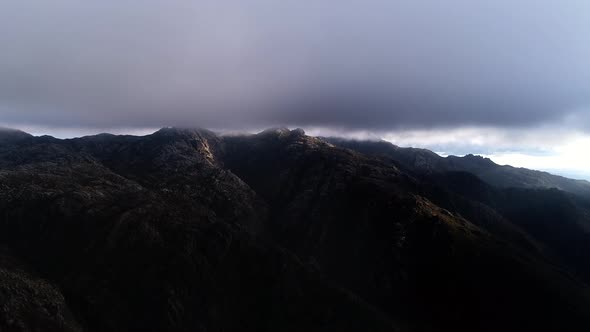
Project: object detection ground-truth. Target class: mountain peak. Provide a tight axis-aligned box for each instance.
[0,127,33,143]
[153,127,216,139]
[458,154,497,167]
[258,127,305,138]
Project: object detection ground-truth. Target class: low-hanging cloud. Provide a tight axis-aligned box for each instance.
[1,0,590,131]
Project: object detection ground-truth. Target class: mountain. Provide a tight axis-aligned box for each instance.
[0,127,32,140]
[324,137,590,197]
[1,127,590,331]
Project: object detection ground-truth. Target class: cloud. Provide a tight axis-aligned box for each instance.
[1,0,590,131]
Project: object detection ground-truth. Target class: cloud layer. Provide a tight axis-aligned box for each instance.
[1,0,590,131]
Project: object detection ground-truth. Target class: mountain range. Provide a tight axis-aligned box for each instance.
[1,127,590,332]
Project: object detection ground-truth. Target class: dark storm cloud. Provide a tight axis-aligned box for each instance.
[1,0,590,130]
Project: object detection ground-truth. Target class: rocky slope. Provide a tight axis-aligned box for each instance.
[0,127,590,331]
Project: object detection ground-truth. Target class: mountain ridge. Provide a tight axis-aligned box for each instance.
[5,127,587,188]
[323,136,590,197]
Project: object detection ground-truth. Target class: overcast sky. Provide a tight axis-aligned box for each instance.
[1,1,590,178]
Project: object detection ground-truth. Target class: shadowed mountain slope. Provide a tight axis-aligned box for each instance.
[0,128,589,331]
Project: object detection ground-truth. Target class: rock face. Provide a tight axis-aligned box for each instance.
[1,128,590,331]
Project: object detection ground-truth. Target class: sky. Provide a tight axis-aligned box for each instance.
[1,1,590,179]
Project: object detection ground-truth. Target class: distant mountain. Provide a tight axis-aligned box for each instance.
[1,128,590,331]
[324,137,590,197]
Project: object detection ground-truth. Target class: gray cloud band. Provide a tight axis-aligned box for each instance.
[1,0,589,130]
